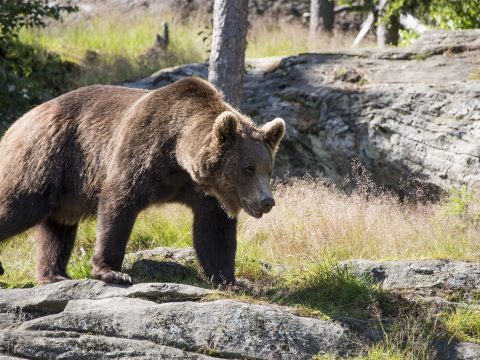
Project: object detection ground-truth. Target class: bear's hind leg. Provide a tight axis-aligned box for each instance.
[35,218,77,285]
[0,192,54,276]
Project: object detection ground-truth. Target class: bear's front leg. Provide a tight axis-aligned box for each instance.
[91,193,139,285]
[192,197,237,286]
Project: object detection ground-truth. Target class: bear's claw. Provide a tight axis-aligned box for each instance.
[92,270,132,285]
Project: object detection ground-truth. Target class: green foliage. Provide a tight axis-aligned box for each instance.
[0,40,77,127]
[339,0,480,30]
[443,308,480,343]
[399,29,420,47]
[0,1,77,127]
[385,0,480,30]
[0,0,76,44]
[443,186,480,222]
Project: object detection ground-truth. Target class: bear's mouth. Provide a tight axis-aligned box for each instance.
[242,200,263,219]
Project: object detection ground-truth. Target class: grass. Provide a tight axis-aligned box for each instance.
[238,178,480,267]
[18,13,208,87]
[443,308,480,344]
[16,13,366,91]
[3,170,479,286]
[246,21,362,58]
[1,178,479,288]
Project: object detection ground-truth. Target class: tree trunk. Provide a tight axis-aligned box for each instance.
[309,0,320,40]
[321,0,335,32]
[309,0,335,40]
[208,0,249,108]
[376,0,399,47]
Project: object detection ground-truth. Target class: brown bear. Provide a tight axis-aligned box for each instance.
[0,77,285,285]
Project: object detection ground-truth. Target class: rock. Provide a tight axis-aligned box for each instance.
[128,30,480,195]
[0,330,218,359]
[342,259,480,302]
[126,247,196,263]
[436,341,480,360]
[0,280,357,359]
[0,279,212,330]
[123,246,199,283]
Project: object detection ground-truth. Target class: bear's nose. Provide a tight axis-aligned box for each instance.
[260,197,275,212]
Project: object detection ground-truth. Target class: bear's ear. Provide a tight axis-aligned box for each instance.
[262,117,286,152]
[214,111,238,143]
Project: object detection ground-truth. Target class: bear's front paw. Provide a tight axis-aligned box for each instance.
[92,270,132,285]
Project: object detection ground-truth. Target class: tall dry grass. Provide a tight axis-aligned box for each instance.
[238,177,480,268]
[1,175,479,288]
[246,21,364,58]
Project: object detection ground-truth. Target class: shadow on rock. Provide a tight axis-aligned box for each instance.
[126,259,202,284]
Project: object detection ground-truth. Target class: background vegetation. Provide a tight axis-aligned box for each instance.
[1,0,478,126]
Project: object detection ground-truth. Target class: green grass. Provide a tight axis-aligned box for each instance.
[0,205,193,288]
[273,260,388,318]
[18,14,208,87]
[443,308,480,344]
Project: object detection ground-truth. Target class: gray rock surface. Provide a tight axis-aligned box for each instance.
[0,279,211,315]
[342,259,480,313]
[436,341,480,360]
[2,257,480,358]
[343,259,480,293]
[129,30,480,195]
[0,280,356,359]
[123,246,199,282]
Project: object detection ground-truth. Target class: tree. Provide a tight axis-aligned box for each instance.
[309,0,335,40]
[0,0,77,125]
[377,0,399,47]
[208,0,249,108]
[340,0,480,47]
[0,0,76,48]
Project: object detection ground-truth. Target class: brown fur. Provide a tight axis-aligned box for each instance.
[0,77,285,285]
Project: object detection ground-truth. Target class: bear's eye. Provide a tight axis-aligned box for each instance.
[243,166,255,176]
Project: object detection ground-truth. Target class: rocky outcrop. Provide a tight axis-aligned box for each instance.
[342,259,480,359]
[129,30,480,196]
[342,259,480,310]
[0,280,357,359]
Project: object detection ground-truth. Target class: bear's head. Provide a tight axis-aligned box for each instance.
[187,111,285,218]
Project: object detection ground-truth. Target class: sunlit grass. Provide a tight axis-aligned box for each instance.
[246,21,364,58]
[443,308,480,344]
[17,13,369,91]
[1,178,480,289]
[19,13,208,86]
